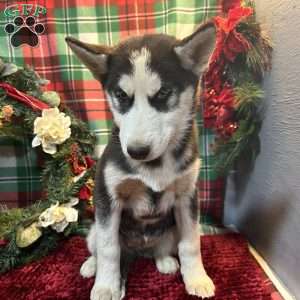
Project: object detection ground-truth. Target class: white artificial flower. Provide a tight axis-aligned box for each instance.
[32,107,71,154]
[38,199,79,233]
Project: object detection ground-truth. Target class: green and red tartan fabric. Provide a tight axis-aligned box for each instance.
[0,0,224,225]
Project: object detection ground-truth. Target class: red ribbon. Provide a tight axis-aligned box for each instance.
[0,82,50,111]
[212,7,253,62]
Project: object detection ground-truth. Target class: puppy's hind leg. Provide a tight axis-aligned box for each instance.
[154,230,179,275]
[80,223,97,278]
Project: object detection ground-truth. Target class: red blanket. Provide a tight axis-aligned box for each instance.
[0,233,281,300]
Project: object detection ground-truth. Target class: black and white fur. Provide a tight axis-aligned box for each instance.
[66,21,216,300]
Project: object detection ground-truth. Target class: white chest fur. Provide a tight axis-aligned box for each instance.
[130,154,200,192]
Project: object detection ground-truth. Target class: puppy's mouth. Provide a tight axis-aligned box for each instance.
[143,156,162,167]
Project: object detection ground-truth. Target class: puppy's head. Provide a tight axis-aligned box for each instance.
[66,22,215,162]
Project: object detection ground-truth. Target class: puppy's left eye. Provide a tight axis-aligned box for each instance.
[156,87,172,100]
[114,88,130,102]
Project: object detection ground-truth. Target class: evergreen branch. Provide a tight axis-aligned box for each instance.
[234,82,264,119]
[237,14,273,79]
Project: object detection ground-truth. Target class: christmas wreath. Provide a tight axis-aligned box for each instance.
[0,0,271,274]
[0,62,96,273]
[203,0,272,174]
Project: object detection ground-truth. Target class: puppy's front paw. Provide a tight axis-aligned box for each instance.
[155,256,179,274]
[80,256,96,278]
[91,284,121,300]
[184,273,215,298]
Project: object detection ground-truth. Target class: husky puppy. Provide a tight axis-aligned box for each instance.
[66,21,216,300]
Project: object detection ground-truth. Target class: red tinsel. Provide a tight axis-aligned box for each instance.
[203,5,253,138]
[204,86,238,138]
[0,82,50,111]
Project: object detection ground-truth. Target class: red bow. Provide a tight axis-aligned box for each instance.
[0,82,50,111]
[212,7,253,62]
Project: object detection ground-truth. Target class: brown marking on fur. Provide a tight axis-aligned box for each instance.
[116,179,146,201]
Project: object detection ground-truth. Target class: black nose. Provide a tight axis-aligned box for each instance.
[127,145,150,160]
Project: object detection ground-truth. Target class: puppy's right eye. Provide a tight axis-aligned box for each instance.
[156,86,172,100]
[114,88,130,102]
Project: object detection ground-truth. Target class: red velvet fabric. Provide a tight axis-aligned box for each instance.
[0,234,273,300]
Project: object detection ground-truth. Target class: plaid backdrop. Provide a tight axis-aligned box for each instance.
[0,0,225,226]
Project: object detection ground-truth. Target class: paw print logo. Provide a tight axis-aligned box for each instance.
[4,16,45,47]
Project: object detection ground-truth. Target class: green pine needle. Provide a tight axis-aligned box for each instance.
[235,82,264,119]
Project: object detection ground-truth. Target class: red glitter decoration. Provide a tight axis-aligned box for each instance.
[203,86,238,138]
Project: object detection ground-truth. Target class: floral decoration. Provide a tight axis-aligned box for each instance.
[32,107,71,154]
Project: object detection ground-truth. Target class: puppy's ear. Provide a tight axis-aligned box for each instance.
[65,37,111,81]
[174,21,216,76]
